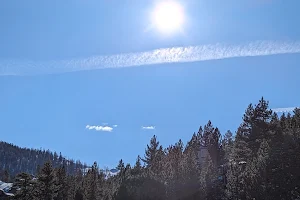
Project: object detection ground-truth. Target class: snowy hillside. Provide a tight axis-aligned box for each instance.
[0,180,14,197]
[0,181,13,192]
[83,168,119,179]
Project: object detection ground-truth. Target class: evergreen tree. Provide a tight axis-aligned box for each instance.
[142,135,160,168]
[199,156,219,200]
[14,173,35,200]
[36,164,41,176]
[131,156,142,175]
[36,161,57,200]
[66,175,77,200]
[232,130,252,163]
[244,139,270,199]
[55,165,68,200]
[115,173,166,200]
[209,127,221,166]
[203,121,214,147]
[153,145,165,175]
[221,130,234,163]
[83,161,100,200]
[249,97,273,155]
[180,142,201,199]
[134,155,142,171]
[116,159,125,171]
[3,169,10,182]
[266,130,300,199]
[116,159,126,182]
[74,189,84,200]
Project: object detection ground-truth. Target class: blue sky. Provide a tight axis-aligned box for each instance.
[0,0,300,168]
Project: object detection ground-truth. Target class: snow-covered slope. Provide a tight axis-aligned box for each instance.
[0,180,14,197]
[102,168,119,178]
[83,168,119,179]
[0,181,13,192]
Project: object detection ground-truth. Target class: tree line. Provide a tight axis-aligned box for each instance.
[0,141,88,179]
[3,97,300,199]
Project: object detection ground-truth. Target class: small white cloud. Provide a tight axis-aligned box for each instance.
[113,125,118,127]
[86,125,113,132]
[142,126,155,130]
[272,107,296,113]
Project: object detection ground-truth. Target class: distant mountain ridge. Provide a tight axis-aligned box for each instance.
[0,140,88,178]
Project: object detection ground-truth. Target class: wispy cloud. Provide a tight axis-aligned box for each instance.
[86,125,113,132]
[1,40,300,76]
[272,107,296,113]
[142,126,155,130]
[113,125,118,128]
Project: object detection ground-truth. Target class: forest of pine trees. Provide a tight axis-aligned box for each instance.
[0,142,88,179]
[1,97,300,199]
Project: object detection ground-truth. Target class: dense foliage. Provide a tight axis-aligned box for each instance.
[0,142,87,178]
[2,97,300,199]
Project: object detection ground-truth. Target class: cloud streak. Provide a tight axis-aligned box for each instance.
[1,40,300,76]
[86,125,113,132]
[272,107,297,113]
[142,126,155,130]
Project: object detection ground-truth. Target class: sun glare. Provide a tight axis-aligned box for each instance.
[151,1,185,34]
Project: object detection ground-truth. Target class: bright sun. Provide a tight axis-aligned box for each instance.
[151,1,185,34]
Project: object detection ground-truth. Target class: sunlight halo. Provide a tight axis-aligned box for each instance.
[151,1,185,34]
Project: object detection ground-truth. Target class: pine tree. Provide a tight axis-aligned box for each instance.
[203,121,214,147]
[266,127,300,199]
[66,175,77,200]
[36,164,41,176]
[3,169,10,182]
[131,156,142,176]
[209,127,221,166]
[36,161,57,200]
[134,155,142,170]
[116,159,126,182]
[180,142,201,199]
[115,172,166,200]
[14,173,35,200]
[74,189,84,200]
[232,130,252,163]
[53,152,58,167]
[221,130,234,163]
[199,156,219,200]
[232,98,272,162]
[83,162,99,200]
[244,139,270,199]
[161,140,185,199]
[55,165,68,200]
[153,145,165,175]
[68,169,84,200]
[238,97,273,158]
[142,135,160,168]
[249,97,273,155]
[226,103,255,199]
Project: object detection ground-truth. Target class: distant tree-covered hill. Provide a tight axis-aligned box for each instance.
[0,141,88,179]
